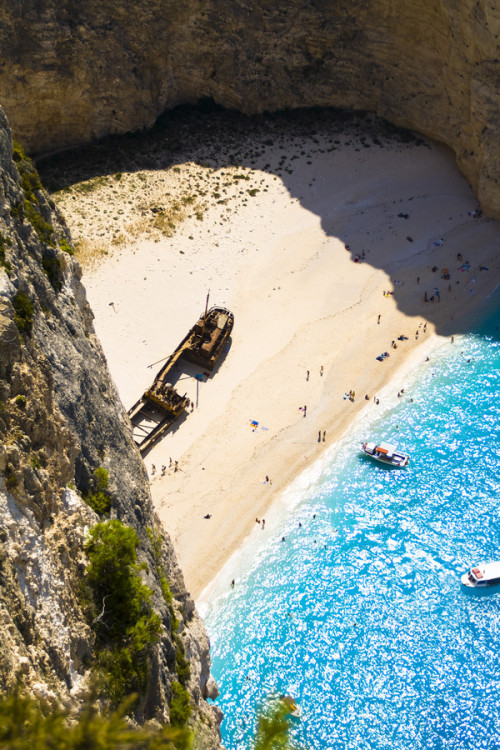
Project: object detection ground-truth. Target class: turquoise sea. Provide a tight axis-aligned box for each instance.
[204,298,500,750]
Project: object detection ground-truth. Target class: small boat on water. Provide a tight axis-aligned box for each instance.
[461,562,500,588]
[282,695,301,720]
[360,441,410,468]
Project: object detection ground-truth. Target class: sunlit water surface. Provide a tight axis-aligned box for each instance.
[204,306,500,750]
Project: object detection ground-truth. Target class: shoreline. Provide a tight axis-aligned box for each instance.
[196,330,453,613]
[64,120,500,600]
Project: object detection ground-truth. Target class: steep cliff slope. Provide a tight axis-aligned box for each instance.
[0,107,221,746]
[0,0,499,215]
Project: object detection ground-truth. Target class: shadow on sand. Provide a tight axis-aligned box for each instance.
[38,102,500,341]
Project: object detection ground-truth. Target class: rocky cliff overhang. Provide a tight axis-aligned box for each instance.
[0,0,500,216]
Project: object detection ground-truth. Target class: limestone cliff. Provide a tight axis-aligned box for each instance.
[0,1,499,216]
[0,107,221,746]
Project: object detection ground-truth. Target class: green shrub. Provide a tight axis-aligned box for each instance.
[85,490,112,515]
[6,473,17,488]
[85,466,112,514]
[59,237,74,255]
[29,454,41,469]
[169,681,191,727]
[175,638,190,687]
[84,520,162,706]
[0,233,12,273]
[12,141,55,246]
[25,201,54,245]
[94,466,109,491]
[41,254,63,291]
[12,291,34,334]
[15,394,26,408]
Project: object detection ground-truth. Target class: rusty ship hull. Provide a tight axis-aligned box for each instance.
[128,306,233,454]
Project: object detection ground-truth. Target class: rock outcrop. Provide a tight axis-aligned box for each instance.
[0,0,500,215]
[0,107,221,746]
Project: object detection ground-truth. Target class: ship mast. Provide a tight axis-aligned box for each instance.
[202,290,210,332]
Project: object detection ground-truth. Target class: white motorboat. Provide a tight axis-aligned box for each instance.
[461,562,500,588]
[360,441,409,468]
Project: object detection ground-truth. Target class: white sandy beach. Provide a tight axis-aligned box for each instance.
[54,120,500,599]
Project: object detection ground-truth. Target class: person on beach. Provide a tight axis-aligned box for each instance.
[377,314,381,324]
[151,464,156,475]
[320,366,324,376]
[306,370,310,381]
[323,431,326,442]
[318,431,321,442]
[303,405,307,417]
[262,519,265,529]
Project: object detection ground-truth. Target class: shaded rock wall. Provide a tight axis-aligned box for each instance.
[0,1,500,214]
[0,107,220,746]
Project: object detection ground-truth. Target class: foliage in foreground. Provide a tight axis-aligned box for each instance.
[0,689,192,749]
[254,697,302,750]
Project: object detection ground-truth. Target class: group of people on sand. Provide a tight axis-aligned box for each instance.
[150,458,178,478]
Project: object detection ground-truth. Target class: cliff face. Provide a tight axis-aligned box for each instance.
[0,108,221,745]
[0,0,499,215]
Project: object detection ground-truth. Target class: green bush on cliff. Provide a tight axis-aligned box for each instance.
[169,681,191,727]
[12,291,34,334]
[0,232,12,273]
[41,252,63,291]
[0,689,193,749]
[12,140,55,247]
[59,236,74,255]
[85,466,112,515]
[83,519,162,706]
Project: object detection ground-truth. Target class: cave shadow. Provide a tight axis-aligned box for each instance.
[37,101,500,342]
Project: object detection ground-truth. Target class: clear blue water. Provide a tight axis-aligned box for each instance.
[204,304,500,750]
